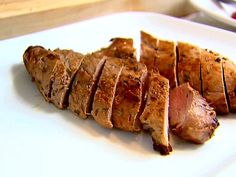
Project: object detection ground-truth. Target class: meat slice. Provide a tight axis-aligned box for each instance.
[177,42,202,92]
[140,69,172,155]
[96,38,136,60]
[223,59,236,112]
[23,46,60,102]
[69,54,106,119]
[140,31,177,89]
[169,83,219,144]
[112,60,148,132]
[50,49,83,109]
[156,39,177,89]
[140,31,158,70]
[92,58,123,128]
[201,50,229,114]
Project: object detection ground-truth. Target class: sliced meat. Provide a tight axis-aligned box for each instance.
[140,69,172,155]
[156,39,177,89]
[23,46,60,102]
[140,31,177,89]
[169,83,219,144]
[50,49,84,109]
[177,42,201,92]
[96,38,136,60]
[201,50,229,114]
[140,31,158,70]
[92,58,123,128]
[68,54,106,119]
[112,60,148,132]
[222,58,236,112]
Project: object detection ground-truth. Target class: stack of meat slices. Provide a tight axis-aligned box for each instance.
[23,31,236,155]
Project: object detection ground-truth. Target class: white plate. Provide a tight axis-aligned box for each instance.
[1,12,236,177]
[190,0,236,28]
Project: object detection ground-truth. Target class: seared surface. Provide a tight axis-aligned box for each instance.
[201,50,229,114]
[24,31,236,155]
[140,31,158,71]
[178,42,201,92]
[169,83,219,144]
[140,69,172,155]
[69,54,106,119]
[112,60,148,132]
[156,39,177,89]
[51,49,83,109]
[140,31,177,89]
[23,46,60,101]
[96,38,136,60]
[92,58,123,128]
[223,59,236,112]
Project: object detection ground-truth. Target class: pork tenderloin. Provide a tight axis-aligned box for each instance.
[201,50,229,114]
[140,69,172,155]
[69,54,106,119]
[92,58,123,128]
[112,60,148,132]
[169,83,219,144]
[23,46,60,102]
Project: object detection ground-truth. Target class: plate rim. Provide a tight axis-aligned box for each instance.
[190,0,236,28]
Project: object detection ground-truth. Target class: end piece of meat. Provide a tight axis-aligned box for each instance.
[112,60,148,132]
[23,46,60,102]
[222,58,236,112]
[169,83,219,144]
[92,58,123,128]
[68,54,106,119]
[96,38,136,60]
[177,42,202,92]
[50,49,84,109]
[140,31,177,89]
[140,69,172,155]
[201,50,229,114]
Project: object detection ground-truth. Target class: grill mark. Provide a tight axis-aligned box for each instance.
[87,59,106,115]
[222,63,231,112]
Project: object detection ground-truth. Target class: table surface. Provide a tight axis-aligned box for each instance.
[0,0,194,40]
[0,0,235,40]
[0,0,104,19]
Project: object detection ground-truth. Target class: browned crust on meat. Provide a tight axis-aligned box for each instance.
[69,54,106,119]
[140,31,177,89]
[141,31,157,49]
[201,50,229,114]
[23,46,60,102]
[156,39,177,89]
[112,60,147,132]
[140,69,172,155]
[140,31,158,70]
[223,59,236,112]
[153,141,173,156]
[50,49,83,109]
[177,42,201,92]
[92,58,123,128]
[54,49,83,73]
[96,38,136,60]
